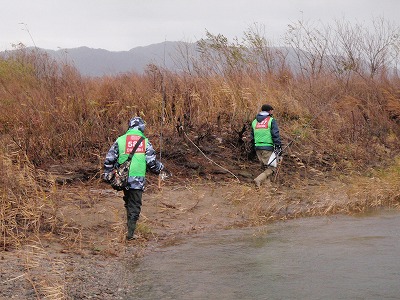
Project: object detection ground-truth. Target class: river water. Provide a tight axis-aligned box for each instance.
[127,210,400,299]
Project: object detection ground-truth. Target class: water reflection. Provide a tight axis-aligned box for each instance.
[127,210,400,299]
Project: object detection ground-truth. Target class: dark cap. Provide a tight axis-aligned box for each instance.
[261,104,273,112]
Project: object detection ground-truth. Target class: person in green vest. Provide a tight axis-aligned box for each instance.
[251,104,282,188]
[103,117,166,240]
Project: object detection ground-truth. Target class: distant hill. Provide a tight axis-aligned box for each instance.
[1,42,306,77]
[45,41,198,77]
[0,41,198,77]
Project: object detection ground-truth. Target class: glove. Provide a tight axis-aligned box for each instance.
[159,168,172,180]
[274,145,282,156]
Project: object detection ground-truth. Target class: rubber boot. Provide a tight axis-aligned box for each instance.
[126,221,137,241]
[254,169,274,188]
[254,172,268,188]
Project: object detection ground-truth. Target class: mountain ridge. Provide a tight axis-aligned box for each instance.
[45,41,195,76]
[2,42,310,77]
[1,41,197,77]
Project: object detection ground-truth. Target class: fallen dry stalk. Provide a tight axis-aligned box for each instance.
[22,243,67,300]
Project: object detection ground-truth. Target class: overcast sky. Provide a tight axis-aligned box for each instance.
[1,0,399,52]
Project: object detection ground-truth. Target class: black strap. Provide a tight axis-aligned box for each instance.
[126,136,145,162]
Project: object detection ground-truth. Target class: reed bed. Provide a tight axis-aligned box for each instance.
[0,146,59,250]
[224,157,400,227]
[1,20,400,252]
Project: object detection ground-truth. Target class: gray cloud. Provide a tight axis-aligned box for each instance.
[1,0,399,51]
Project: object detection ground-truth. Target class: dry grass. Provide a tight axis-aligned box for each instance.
[22,243,67,300]
[0,146,58,250]
[1,25,398,299]
[223,156,400,227]
[1,48,399,169]
[1,39,399,250]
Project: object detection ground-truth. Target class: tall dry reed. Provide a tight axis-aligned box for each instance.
[0,144,59,249]
[0,19,399,248]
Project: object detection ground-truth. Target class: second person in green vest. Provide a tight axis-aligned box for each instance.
[251,104,282,188]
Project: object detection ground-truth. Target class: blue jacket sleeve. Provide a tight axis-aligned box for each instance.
[270,119,282,147]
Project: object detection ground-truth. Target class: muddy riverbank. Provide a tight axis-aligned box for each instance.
[1,168,400,299]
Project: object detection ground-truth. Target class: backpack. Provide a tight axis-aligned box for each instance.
[109,136,144,191]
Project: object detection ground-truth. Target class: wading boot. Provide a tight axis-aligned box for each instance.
[126,221,137,241]
[254,172,268,189]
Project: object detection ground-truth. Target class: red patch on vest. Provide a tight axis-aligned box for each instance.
[125,135,145,154]
[255,116,270,129]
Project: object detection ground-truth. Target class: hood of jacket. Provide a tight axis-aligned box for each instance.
[256,111,271,122]
[128,117,145,132]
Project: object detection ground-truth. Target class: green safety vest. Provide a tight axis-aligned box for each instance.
[116,129,147,177]
[252,116,273,147]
